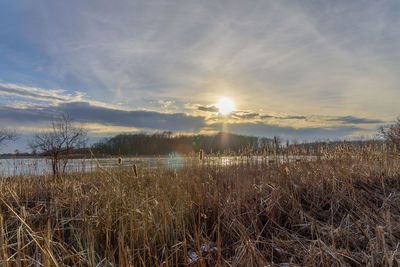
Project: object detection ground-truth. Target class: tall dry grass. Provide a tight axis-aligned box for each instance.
[0,143,399,266]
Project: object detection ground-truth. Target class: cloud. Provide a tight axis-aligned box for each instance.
[231,112,259,120]
[283,116,307,120]
[208,122,364,141]
[2,1,398,152]
[260,115,274,119]
[4,0,397,118]
[0,82,384,139]
[0,98,385,153]
[328,116,384,124]
[157,100,174,109]
[198,105,218,112]
[259,114,384,125]
[0,83,82,102]
[0,96,379,141]
[200,111,306,121]
[0,101,206,132]
[260,115,307,120]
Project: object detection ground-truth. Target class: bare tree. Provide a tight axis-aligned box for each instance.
[0,128,17,148]
[380,117,400,147]
[30,114,87,177]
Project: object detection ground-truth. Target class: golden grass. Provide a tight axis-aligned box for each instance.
[0,144,400,266]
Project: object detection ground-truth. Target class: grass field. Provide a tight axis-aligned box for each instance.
[0,143,399,266]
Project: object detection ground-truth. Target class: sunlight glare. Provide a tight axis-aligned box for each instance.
[216,97,236,115]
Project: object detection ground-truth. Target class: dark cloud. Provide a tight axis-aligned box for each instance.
[260,115,307,120]
[260,115,274,119]
[198,105,218,112]
[328,116,384,124]
[209,122,363,140]
[0,105,54,124]
[260,115,382,124]
[231,112,259,119]
[0,101,206,132]
[283,116,307,120]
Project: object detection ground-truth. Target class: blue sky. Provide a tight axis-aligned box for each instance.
[1,0,399,152]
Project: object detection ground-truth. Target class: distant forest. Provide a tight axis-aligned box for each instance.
[91,132,385,156]
[1,132,382,157]
[0,132,383,158]
[92,132,271,156]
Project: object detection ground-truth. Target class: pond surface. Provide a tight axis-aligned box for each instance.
[0,155,312,177]
[0,156,184,177]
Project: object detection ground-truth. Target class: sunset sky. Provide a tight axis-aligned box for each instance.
[1,0,399,151]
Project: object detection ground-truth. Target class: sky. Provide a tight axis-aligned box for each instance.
[0,0,399,152]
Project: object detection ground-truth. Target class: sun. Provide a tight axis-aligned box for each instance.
[215,97,236,115]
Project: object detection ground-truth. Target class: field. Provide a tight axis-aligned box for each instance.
[0,144,399,266]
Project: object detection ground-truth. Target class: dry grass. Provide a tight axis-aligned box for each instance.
[0,144,400,266]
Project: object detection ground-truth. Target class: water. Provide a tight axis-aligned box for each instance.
[0,155,312,177]
[0,156,185,177]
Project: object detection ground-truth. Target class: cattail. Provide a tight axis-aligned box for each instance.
[262,146,267,157]
[284,166,290,176]
[132,164,138,177]
[199,149,204,161]
[118,157,123,165]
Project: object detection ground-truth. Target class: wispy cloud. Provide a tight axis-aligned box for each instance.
[3,0,397,118]
[0,83,83,103]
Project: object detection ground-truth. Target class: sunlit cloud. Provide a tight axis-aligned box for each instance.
[0,82,386,140]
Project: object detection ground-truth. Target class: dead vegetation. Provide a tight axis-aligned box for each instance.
[0,143,399,266]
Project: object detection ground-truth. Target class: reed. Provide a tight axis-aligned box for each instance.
[132,164,138,177]
[0,143,399,266]
[199,149,204,161]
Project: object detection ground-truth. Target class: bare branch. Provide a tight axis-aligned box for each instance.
[29,113,87,177]
[380,116,400,147]
[0,128,17,147]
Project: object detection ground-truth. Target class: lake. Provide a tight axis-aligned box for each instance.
[0,155,310,177]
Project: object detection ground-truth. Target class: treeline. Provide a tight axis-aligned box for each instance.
[92,132,265,156]
[91,132,389,156]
